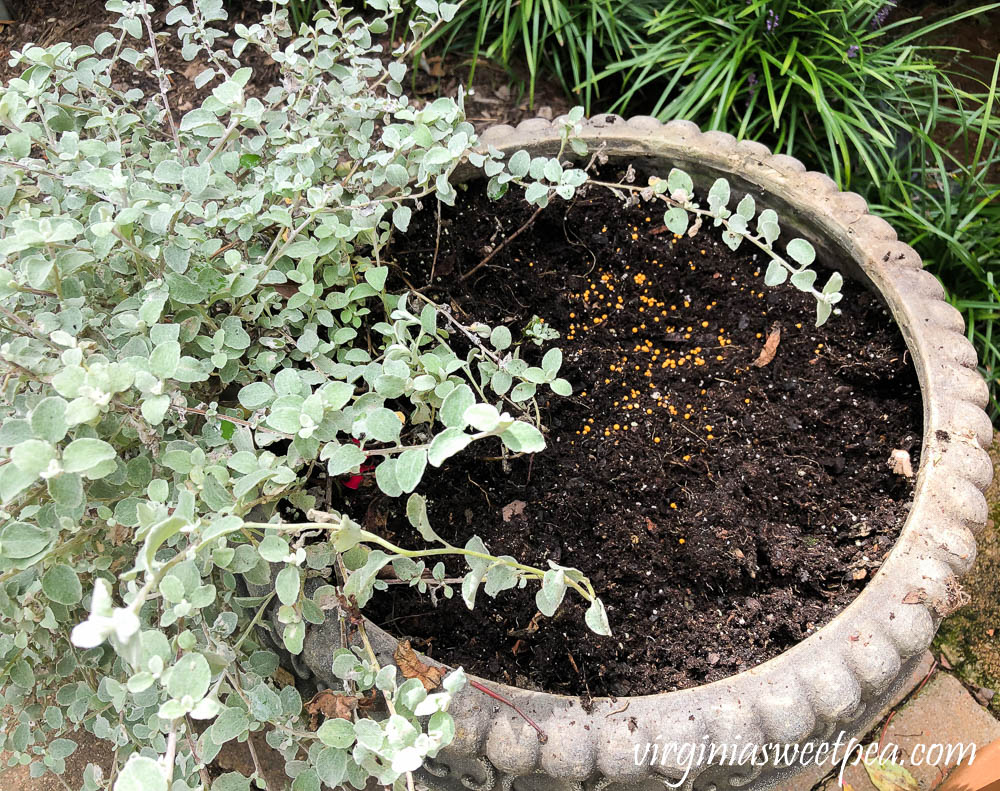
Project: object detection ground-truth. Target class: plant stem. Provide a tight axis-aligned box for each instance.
[356,621,417,791]
[185,715,214,790]
[244,520,595,603]
[163,723,178,785]
[231,591,277,654]
[587,178,828,303]
[138,0,184,161]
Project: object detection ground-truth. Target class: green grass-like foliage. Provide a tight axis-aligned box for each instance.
[287,0,320,29]
[871,54,1000,417]
[409,0,655,109]
[593,0,997,188]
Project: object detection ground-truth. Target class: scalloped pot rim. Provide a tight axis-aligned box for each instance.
[286,116,994,790]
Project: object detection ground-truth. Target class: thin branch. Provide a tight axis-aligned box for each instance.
[430,198,442,283]
[459,203,545,282]
[0,305,59,348]
[411,295,504,367]
[172,404,260,431]
[184,716,213,791]
[0,355,50,383]
[0,159,66,180]
[163,724,178,785]
[138,0,185,160]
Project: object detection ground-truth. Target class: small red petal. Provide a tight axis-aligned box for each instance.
[343,474,363,489]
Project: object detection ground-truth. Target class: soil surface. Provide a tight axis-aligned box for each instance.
[352,174,923,698]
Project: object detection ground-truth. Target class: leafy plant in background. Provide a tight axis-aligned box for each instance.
[582,0,997,190]
[872,54,1000,417]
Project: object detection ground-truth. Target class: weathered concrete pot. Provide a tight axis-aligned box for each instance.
[281,117,995,790]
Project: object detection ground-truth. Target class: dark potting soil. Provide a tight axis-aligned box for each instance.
[355,175,922,699]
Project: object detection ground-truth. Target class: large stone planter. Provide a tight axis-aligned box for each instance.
[270,117,995,790]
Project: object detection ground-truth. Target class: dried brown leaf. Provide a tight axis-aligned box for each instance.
[305,690,360,729]
[183,60,206,82]
[753,323,781,367]
[274,666,296,688]
[419,55,445,77]
[394,640,443,691]
[110,523,130,546]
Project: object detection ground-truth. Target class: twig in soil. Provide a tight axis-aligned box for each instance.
[676,421,708,446]
[565,651,580,675]
[877,710,897,753]
[913,659,938,698]
[430,198,442,283]
[467,475,491,508]
[478,452,526,462]
[380,576,465,585]
[459,204,545,282]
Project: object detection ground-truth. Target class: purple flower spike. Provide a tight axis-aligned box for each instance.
[745,72,759,109]
[765,8,780,33]
[871,0,896,29]
[846,44,860,59]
